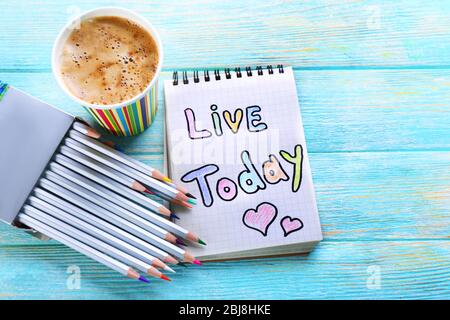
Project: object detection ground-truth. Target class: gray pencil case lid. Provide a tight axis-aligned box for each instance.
[0,82,75,225]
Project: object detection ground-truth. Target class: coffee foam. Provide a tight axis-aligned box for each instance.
[59,16,158,105]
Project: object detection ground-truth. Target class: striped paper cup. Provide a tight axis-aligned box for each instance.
[52,7,163,136]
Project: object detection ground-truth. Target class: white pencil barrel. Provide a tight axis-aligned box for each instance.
[64,137,177,199]
[60,145,136,187]
[33,188,170,260]
[69,129,156,176]
[49,161,188,237]
[28,196,159,266]
[45,170,168,239]
[23,205,151,274]
[18,214,129,277]
[37,178,185,259]
[54,154,162,213]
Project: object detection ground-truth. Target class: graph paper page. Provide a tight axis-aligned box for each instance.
[164,67,322,259]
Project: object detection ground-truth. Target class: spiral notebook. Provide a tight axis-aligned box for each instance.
[164,66,322,260]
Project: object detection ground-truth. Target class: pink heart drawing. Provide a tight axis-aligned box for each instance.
[242,202,278,236]
[280,216,304,237]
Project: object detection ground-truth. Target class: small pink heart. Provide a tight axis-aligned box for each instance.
[280,216,303,237]
[242,202,278,236]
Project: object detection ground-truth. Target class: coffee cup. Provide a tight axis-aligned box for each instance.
[52,7,163,136]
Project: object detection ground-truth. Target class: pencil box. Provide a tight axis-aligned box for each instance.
[0,81,83,239]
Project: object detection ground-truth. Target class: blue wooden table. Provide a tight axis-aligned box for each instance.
[0,0,449,299]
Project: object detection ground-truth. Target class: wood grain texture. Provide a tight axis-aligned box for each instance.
[0,0,449,299]
[1,70,449,154]
[0,241,448,299]
[1,0,450,71]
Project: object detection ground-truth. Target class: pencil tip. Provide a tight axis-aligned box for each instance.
[187,198,197,205]
[181,201,193,209]
[193,259,202,266]
[198,238,207,245]
[159,206,171,216]
[171,213,180,220]
[164,256,179,265]
[102,140,115,148]
[87,128,101,139]
[132,181,147,192]
[139,275,151,284]
[161,274,171,281]
[186,193,197,199]
[163,176,173,184]
[143,188,154,195]
[176,238,187,246]
[164,265,176,273]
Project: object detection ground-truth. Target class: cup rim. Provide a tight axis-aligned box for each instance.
[51,6,163,110]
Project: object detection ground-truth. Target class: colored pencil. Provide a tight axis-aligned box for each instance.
[63,141,196,208]
[38,177,188,259]
[45,170,178,244]
[23,205,171,281]
[36,180,200,263]
[18,213,150,284]
[60,145,147,193]
[54,153,171,217]
[144,189,194,209]
[33,188,179,265]
[69,129,191,195]
[49,162,204,244]
[72,122,101,139]
[27,196,174,273]
[64,137,190,204]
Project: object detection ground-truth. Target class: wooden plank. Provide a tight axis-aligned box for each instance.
[1,69,449,154]
[1,150,449,244]
[1,0,447,301]
[1,0,450,70]
[0,241,448,299]
[0,70,448,243]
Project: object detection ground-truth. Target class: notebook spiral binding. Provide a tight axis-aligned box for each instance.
[172,65,284,86]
